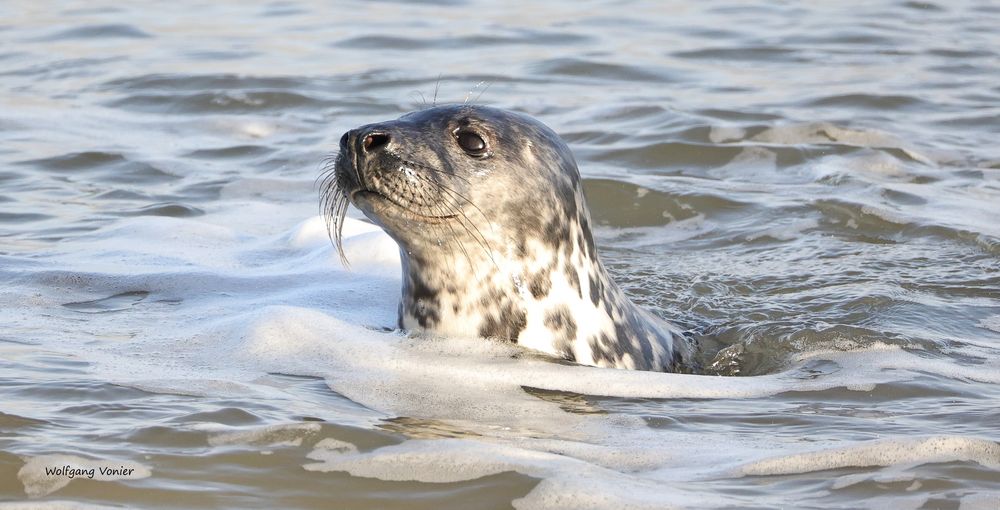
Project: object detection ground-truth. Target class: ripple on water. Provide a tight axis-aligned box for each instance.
[112,203,205,218]
[532,57,681,83]
[6,380,149,403]
[106,91,328,114]
[672,46,807,63]
[0,411,47,431]
[33,23,152,41]
[17,151,179,185]
[101,73,308,92]
[334,29,591,50]
[584,178,747,228]
[0,211,54,224]
[805,93,930,112]
[62,291,150,314]
[183,145,276,160]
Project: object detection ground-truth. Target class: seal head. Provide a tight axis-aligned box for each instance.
[323,105,695,372]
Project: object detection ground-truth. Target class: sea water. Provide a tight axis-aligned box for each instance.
[1,1,999,508]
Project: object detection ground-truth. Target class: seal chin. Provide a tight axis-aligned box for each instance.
[350,189,457,224]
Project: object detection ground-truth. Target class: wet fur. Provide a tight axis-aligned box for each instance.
[321,105,696,372]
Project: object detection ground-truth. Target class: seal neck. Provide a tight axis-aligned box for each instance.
[397,245,521,336]
[395,214,599,344]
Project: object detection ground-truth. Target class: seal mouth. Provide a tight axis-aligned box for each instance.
[350,189,458,224]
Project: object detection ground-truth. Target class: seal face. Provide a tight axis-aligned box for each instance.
[322,105,696,372]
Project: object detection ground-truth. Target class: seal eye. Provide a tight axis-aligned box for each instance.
[455,130,488,156]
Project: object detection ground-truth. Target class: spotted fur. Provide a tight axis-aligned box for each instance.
[322,105,696,372]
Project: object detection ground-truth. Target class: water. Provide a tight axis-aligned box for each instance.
[1,0,999,508]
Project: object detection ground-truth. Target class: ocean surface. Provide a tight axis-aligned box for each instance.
[1,0,999,508]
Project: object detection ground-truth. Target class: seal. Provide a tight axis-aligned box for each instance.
[321,105,696,372]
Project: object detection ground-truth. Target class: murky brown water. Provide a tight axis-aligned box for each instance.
[2,0,999,508]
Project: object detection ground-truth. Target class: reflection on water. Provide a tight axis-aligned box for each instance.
[1,0,999,508]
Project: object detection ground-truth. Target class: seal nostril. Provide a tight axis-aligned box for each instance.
[363,132,390,152]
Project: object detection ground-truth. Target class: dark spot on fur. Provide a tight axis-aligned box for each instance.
[580,216,597,261]
[588,332,624,366]
[589,277,601,306]
[515,236,528,258]
[543,215,570,247]
[479,315,501,339]
[544,303,579,364]
[529,267,552,299]
[405,273,440,329]
[587,336,603,365]
[615,319,652,370]
[507,308,527,340]
[564,262,581,298]
[544,306,577,341]
[477,292,527,343]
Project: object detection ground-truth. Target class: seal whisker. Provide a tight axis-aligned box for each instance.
[376,152,494,263]
[426,197,476,272]
[399,167,488,228]
[319,158,352,268]
[316,155,339,191]
[472,81,493,105]
[463,81,487,104]
[405,172,498,270]
[433,74,442,107]
[328,192,351,269]
[410,90,428,108]
[425,184,497,269]
[394,153,473,184]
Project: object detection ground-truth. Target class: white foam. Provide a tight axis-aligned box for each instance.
[302,438,727,510]
[736,436,1000,477]
[960,493,1000,510]
[750,122,908,149]
[707,125,745,144]
[10,210,1000,508]
[206,422,322,447]
[24,212,1000,408]
[708,146,784,183]
[306,438,359,459]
